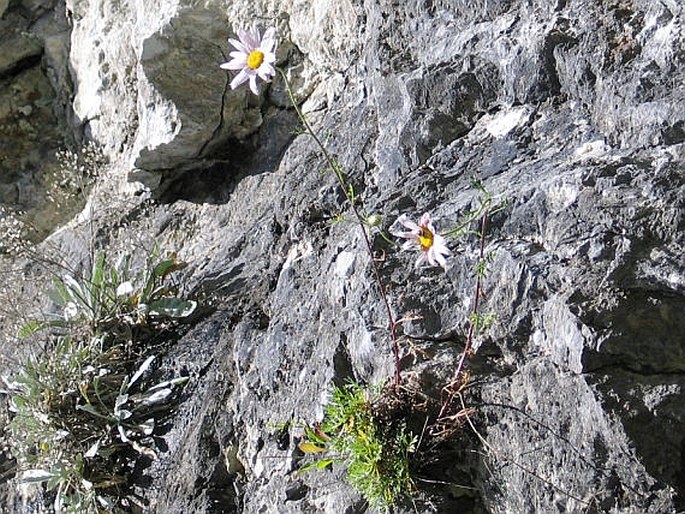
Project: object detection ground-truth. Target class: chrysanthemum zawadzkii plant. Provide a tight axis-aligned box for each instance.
[394,213,451,269]
[220,25,276,95]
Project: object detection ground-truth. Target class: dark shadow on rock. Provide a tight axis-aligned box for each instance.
[332,333,355,388]
[582,290,685,374]
[155,107,299,205]
[580,289,685,508]
[400,60,500,169]
[0,451,16,486]
[588,369,685,510]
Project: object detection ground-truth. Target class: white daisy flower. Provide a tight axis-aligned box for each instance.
[220,25,277,95]
[394,213,451,269]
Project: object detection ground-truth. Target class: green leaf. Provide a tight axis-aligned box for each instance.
[134,388,172,407]
[148,298,196,318]
[62,274,91,312]
[84,439,101,458]
[303,424,330,445]
[113,253,130,280]
[147,376,189,391]
[299,442,327,454]
[115,408,132,421]
[49,276,70,306]
[20,469,54,484]
[17,320,45,338]
[46,474,63,491]
[128,355,156,391]
[76,403,110,420]
[153,257,186,278]
[298,459,335,474]
[137,418,155,435]
[91,253,106,288]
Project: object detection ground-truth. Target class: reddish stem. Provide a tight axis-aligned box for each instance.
[439,211,490,418]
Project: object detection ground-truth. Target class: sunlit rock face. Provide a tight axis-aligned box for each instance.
[0,0,684,512]
[67,0,236,175]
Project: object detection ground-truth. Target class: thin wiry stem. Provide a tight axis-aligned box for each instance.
[438,209,490,419]
[278,69,402,385]
[458,393,591,507]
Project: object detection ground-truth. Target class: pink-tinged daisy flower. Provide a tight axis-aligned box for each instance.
[394,213,451,269]
[220,25,277,95]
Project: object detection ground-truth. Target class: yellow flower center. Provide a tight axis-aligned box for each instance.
[247,50,264,70]
[418,227,434,251]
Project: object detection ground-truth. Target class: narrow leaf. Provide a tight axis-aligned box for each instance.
[148,376,189,391]
[20,469,54,483]
[17,320,44,338]
[148,298,196,318]
[76,403,110,420]
[297,459,335,474]
[118,424,129,443]
[84,440,101,458]
[153,258,186,278]
[128,355,155,390]
[91,253,106,288]
[137,418,155,435]
[134,388,172,407]
[115,408,133,421]
[49,276,69,305]
[63,274,84,299]
[298,442,327,454]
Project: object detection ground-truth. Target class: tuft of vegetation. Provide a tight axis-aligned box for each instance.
[299,382,417,512]
[34,250,196,335]
[4,249,196,513]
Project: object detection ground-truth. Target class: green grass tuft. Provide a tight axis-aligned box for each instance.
[301,381,416,512]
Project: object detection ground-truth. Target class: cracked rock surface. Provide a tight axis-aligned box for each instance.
[0,0,684,513]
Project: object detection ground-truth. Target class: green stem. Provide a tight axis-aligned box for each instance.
[278,69,402,385]
[443,196,492,238]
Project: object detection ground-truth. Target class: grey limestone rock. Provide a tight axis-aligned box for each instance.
[0,0,684,513]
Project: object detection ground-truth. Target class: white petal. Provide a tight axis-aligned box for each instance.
[261,27,276,53]
[396,231,418,240]
[237,29,254,50]
[432,249,448,268]
[230,69,249,89]
[433,236,451,255]
[400,218,421,232]
[419,213,432,227]
[425,250,437,267]
[248,75,259,95]
[229,50,247,60]
[251,25,262,44]
[242,26,260,50]
[228,37,248,54]
[251,25,262,41]
[401,240,416,251]
[415,254,427,268]
[220,58,247,71]
[257,63,275,81]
